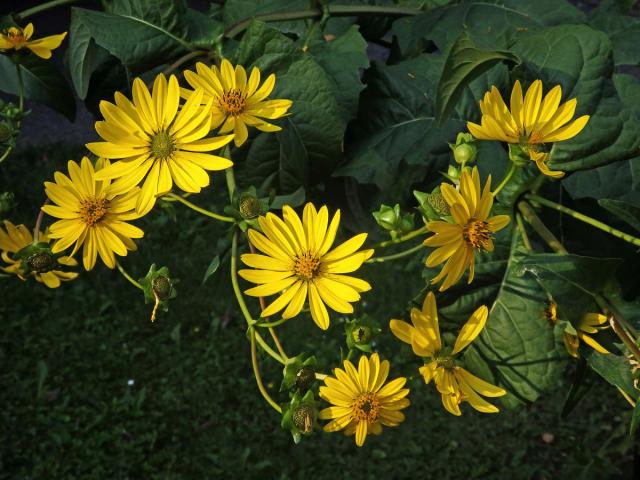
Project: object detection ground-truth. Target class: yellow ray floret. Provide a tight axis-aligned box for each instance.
[390,291,506,416]
[424,167,510,291]
[0,220,78,288]
[87,73,234,215]
[0,23,66,59]
[319,353,409,446]
[239,203,373,330]
[42,157,144,271]
[563,312,610,358]
[467,80,590,178]
[181,59,292,147]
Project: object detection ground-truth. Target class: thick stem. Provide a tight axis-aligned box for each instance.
[517,201,568,254]
[163,192,234,223]
[366,242,424,263]
[115,261,144,290]
[17,0,81,20]
[250,329,282,413]
[515,212,532,252]
[224,5,421,38]
[492,163,517,196]
[374,225,428,249]
[526,193,640,248]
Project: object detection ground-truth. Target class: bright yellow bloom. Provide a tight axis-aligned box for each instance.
[319,353,409,447]
[467,80,590,178]
[424,167,510,291]
[390,291,506,416]
[181,60,292,147]
[42,157,144,271]
[563,313,610,358]
[0,220,78,288]
[239,203,373,330]
[0,23,66,59]
[87,73,234,215]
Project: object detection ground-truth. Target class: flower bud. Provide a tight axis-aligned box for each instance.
[295,366,315,391]
[239,193,262,219]
[447,164,460,181]
[453,143,476,164]
[373,204,400,231]
[292,404,315,433]
[352,325,372,345]
[0,123,12,143]
[152,275,172,300]
[26,251,56,273]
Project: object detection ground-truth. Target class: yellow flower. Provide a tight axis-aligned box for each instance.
[319,353,409,447]
[390,291,506,416]
[0,220,78,288]
[424,167,510,291]
[181,60,292,147]
[0,23,67,59]
[239,203,373,330]
[42,157,144,271]
[563,313,610,358]
[467,80,590,178]
[86,73,234,215]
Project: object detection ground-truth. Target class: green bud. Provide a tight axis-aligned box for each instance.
[373,204,400,231]
[295,366,316,391]
[352,325,372,345]
[239,193,262,219]
[453,143,476,164]
[26,251,56,273]
[152,275,172,300]
[0,123,12,143]
[447,164,460,181]
[345,317,380,352]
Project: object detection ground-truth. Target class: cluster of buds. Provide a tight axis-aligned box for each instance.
[0,99,26,149]
[372,204,415,240]
[280,354,319,443]
[138,264,178,321]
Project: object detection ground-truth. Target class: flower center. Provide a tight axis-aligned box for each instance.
[463,218,492,250]
[544,301,558,326]
[353,393,380,423]
[5,27,26,45]
[80,197,109,227]
[293,252,321,282]
[436,355,455,370]
[220,88,246,116]
[150,131,175,160]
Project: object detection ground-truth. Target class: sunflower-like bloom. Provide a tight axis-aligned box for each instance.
[0,220,78,288]
[564,313,610,358]
[181,60,292,147]
[390,291,506,416]
[424,167,510,291]
[239,203,373,330]
[87,74,234,215]
[42,157,144,271]
[0,23,66,59]
[319,353,409,447]
[467,80,590,178]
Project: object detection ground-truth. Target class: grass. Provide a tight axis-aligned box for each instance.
[0,146,636,479]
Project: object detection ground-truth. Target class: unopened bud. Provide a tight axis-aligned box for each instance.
[152,275,172,300]
[292,404,314,433]
[352,325,372,345]
[239,194,261,219]
[453,143,476,164]
[295,366,315,391]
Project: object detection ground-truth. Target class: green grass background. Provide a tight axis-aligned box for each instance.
[0,146,635,479]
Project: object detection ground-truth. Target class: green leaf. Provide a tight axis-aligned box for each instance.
[587,351,635,397]
[563,156,640,205]
[598,199,640,233]
[0,54,75,120]
[222,0,308,36]
[589,8,640,66]
[463,232,566,408]
[270,186,306,209]
[184,8,223,48]
[435,31,519,124]
[202,255,221,284]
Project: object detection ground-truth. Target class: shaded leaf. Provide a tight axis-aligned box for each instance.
[598,199,640,233]
[587,351,635,397]
[202,256,221,284]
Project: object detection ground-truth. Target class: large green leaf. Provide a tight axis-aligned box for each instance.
[563,156,640,205]
[435,32,519,123]
[222,0,308,36]
[588,7,640,66]
[0,54,75,120]
[463,233,566,408]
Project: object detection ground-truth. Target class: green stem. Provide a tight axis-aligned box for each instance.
[115,261,144,290]
[163,192,234,223]
[0,147,13,165]
[492,163,517,197]
[16,64,24,112]
[255,317,292,328]
[366,242,424,264]
[224,5,421,38]
[515,212,532,252]
[231,231,285,365]
[225,168,236,201]
[517,202,568,254]
[250,329,282,413]
[374,225,428,249]
[17,0,81,19]
[526,193,640,248]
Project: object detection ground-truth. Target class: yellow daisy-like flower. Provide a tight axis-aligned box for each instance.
[563,313,610,358]
[42,157,144,271]
[424,167,510,291]
[319,353,410,447]
[181,60,292,147]
[86,73,234,215]
[467,80,590,178]
[0,23,67,59]
[239,203,374,330]
[0,220,78,288]
[390,291,506,416]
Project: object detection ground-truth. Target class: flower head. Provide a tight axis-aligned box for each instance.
[42,157,144,271]
[390,291,506,416]
[0,23,67,59]
[87,73,234,215]
[239,203,373,330]
[467,80,590,178]
[319,353,409,446]
[0,220,78,288]
[563,313,610,358]
[181,60,292,147]
[424,167,510,291]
